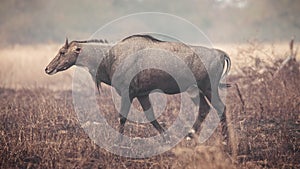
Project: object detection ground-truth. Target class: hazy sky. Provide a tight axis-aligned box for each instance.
[0,0,299,45]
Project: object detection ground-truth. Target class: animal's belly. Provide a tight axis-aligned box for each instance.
[130,69,190,95]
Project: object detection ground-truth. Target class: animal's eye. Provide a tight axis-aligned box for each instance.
[60,51,65,55]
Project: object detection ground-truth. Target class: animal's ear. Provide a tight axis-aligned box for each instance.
[65,38,69,48]
[72,46,81,54]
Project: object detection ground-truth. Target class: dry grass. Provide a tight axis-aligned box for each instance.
[224,41,300,168]
[0,42,299,168]
[0,44,73,90]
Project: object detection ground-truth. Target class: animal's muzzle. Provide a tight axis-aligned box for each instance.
[45,67,50,74]
[45,67,57,75]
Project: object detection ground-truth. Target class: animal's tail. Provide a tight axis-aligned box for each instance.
[221,54,231,79]
[219,54,231,88]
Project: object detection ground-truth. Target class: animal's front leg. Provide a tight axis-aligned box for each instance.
[137,95,165,134]
[118,93,133,136]
[137,95,170,143]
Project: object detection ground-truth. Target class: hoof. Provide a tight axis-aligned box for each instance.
[189,128,196,134]
[222,134,228,146]
[186,136,192,141]
[186,129,195,141]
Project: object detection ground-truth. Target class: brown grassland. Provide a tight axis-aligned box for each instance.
[0,42,299,168]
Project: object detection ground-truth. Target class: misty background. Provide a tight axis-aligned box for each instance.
[0,0,299,46]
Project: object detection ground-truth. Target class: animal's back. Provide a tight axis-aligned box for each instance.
[109,35,197,68]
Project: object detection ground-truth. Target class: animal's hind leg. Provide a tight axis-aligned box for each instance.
[137,95,165,134]
[210,86,228,143]
[187,93,210,139]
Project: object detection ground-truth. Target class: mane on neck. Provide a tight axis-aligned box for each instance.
[72,39,109,44]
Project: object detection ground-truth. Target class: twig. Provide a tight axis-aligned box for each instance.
[234,83,245,114]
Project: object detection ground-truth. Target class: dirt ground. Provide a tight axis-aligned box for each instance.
[0,42,299,168]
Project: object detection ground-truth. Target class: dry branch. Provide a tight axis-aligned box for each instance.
[273,38,298,77]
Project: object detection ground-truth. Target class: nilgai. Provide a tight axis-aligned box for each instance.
[45,34,231,141]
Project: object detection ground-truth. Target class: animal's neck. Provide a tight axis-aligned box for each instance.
[75,43,112,86]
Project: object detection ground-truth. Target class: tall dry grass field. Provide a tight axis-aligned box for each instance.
[0,42,299,168]
[0,44,73,90]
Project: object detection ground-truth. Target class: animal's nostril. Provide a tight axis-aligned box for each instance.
[45,67,48,72]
